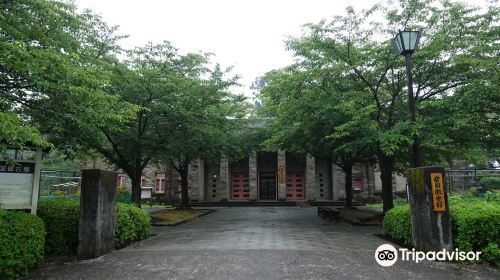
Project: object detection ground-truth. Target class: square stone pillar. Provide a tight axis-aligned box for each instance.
[219,156,230,201]
[188,159,203,202]
[306,154,316,200]
[408,166,452,251]
[332,164,345,200]
[277,150,286,200]
[198,160,205,201]
[249,151,258,200]
[78,169,116,260]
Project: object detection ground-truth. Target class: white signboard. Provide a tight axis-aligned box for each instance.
[141,187,153,199]
[0,148,42,214]
[0,173,34,208]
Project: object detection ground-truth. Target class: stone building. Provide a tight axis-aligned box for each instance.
[82,150,408,203]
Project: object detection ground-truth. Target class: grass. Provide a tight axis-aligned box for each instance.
[140,204,172,209]
[150,209,212,226]
[365,203,383,208]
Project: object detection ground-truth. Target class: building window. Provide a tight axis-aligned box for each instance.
[117,174,126,188]
[155,174,165,193]
[140,175,146,188]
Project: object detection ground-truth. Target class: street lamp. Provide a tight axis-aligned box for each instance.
[394,30,421,167]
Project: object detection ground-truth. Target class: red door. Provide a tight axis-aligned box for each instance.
[231,173,249,200]
[286,172,304,200]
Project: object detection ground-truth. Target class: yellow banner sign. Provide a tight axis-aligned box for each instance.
[279,166,285,183]
[430,173,446,212]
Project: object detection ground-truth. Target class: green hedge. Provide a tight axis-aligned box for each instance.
[383,204,413,247]
[450,200,500,263]
[115,203,151,248]
[37,200,150,255]
[0,209,45,279]
[478,177,500,190]
[383,199,500,263]
[37,200,79,255]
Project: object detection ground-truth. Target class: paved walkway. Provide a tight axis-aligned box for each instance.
[23,207,499,280]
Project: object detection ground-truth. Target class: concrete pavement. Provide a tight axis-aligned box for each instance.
[22,207,499,280]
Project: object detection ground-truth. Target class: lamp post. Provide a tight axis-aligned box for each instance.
[394,30,421,167]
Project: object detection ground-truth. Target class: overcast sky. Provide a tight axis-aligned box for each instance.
[75,0,489,97]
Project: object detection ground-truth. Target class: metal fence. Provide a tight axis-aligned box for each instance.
[39,169,132,203]
[39,170,81,199]
[445,169,500,193]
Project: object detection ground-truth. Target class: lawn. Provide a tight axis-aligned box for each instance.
[150,209,213,226]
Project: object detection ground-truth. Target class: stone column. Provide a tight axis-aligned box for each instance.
[332,164,346,200]
[219,156,230,201]
[78,169,116,260]
[198,159,205,202]
[306,154,316,200]
[188,160,201,202]
[249,151,258,200]
[277,150,286,200]
[408,167,452,251]
[164,166,173,203]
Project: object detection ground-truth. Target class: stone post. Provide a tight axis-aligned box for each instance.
[306,154,316,200]
[332,164,345,201]
[277,150,286,200]
[249,151,258,200]
[77,169,116,260]
[198,159,205,201]
[219,156,230,201]
[407,166,452,251]
[188,160,201,201]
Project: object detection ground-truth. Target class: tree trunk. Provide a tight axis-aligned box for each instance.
[344,166,353,208]
[178,164,190,209]
[378,154,395,213]
[131,172,142,208]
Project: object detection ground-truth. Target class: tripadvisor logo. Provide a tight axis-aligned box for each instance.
[375,244,398,267]
[375,244,481,267]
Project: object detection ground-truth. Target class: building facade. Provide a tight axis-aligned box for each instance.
[82,150,408,203]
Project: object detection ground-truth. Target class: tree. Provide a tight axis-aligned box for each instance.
[259,68,375,207]
[260,0,499,212]
[1,0,136,160]
[154,60,248,208]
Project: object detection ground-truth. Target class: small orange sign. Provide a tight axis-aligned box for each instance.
[430,173,446,212]
[279,166,285,183]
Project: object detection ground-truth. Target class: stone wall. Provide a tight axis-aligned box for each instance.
[315,158,333,201]
[305,154,316,200]
[82,155,407,203]
[249,152,257,200]
[204,162,220,201]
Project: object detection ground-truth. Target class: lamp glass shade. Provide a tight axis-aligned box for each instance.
[394,30,420,55]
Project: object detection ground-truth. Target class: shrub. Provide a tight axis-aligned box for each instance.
[37,200,79,255]
[478,177,500,190]
[115,203,151,248]
[116,187,132,203]
[383,199,500,263]
[482,242,500,263]
[383,204,412,247]
[51,190,67,199]
[450,200,500,262]
[0,209,45,278]
[117,187,131,196]
[37,200,150,254]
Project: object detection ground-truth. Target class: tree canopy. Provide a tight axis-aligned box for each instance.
[258,0,499,212]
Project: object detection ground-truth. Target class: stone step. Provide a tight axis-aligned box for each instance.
[186,201,362,207]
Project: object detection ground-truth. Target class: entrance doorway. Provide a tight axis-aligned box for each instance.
[231,173,249,200]
[259,172,276,200]
[286,172,304,200]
